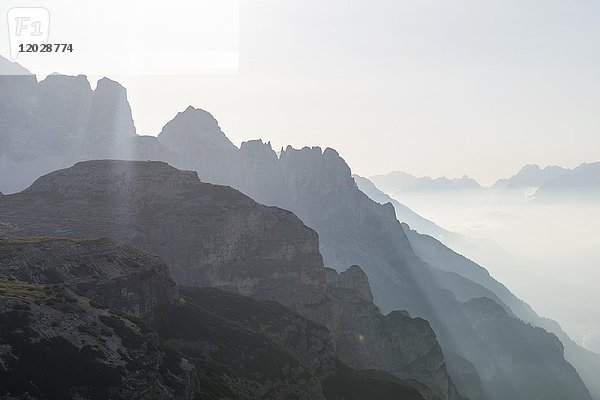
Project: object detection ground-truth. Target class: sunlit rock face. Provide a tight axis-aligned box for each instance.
[0,237,177,316]
[0,159,459,400]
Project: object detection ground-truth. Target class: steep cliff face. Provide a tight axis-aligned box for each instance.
[0,280,200,400]
[303,266,460,400]
[0,160,458,400]
[0,237,177,315]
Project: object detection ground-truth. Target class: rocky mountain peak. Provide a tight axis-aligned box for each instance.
[158,106,236,151]
[84,77,136,140]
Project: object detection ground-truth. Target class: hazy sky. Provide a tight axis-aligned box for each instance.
[5,0,600,184]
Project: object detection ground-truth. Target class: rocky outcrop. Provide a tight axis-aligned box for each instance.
[0,160,458,400]
[0,280,200,400]
[304,267,459,400]
[325,265,373,302]
[0,236,425,400]
[0,237,177,315]
[176,286,426,400]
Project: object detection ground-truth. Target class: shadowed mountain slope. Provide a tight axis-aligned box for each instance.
[0,237,431,400]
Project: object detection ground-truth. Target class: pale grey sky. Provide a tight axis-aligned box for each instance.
[6,0,600,185]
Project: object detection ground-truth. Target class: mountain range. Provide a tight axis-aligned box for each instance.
[369,171,482,195]
[1,60,599,399]
[369,163,600,200]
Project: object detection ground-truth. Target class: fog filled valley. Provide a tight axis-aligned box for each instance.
[368,175,600,353]
[1,55,600,400]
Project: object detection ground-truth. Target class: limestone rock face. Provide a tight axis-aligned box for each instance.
[0,237,177,316]
[2,160,327,309]
[0,160,457,400]
[0,281,200,400]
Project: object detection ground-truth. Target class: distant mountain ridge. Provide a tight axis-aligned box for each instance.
[368,162,600,198]
[370,171,482,195]
[492,164,570,189]
[534,162,600,200]
[492,162,600,199]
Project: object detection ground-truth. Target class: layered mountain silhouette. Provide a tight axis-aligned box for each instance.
[369,171,482,195]
[356,176,600,400]
[0,161,461,400]
[534,162,600,200]
[0,65,598,399]
[492,164,570,190]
